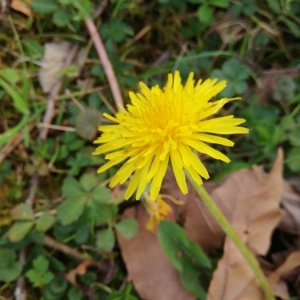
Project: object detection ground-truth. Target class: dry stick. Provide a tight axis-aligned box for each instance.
[44,236,105,271]
[94,0,108,18]
[85,18,124,110]
[15,175,38,300]
[0,125,34,164]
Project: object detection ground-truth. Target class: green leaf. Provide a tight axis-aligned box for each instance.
[188,242,211,267]
[11,203,34,221]
[158,221,211,271]
[0,115,29,147]
[286,148,300,172]
[45,276,68,296]
[235,65,249,81]
[157,221,189,271]
[197,5,213,24]
[68,286,84,300]
[289,127,300,147]
[80,173,97,192]
[223,59,240,78]
[285,19,300,37]
[57,197,87,225]
[90,186,112,203]
[100,18,134,43]
[52,9,70,26]
[0,77,28,114]
[0,248,22,282]
[209,0,229,8]
[188,0,205,4]
[88,203,118,225]
[31,0,59,13]
[115,218,138,240]
[7,221,35,242]
[96,228,115,252]
[36,213,56,232]
[26,255,54,287]
[266,0,281,13]
[234,81,247,94]
[26,269,54,287]
[75,108,102,141]
[210,69,227,81]
[179,268,206,300]
[75,224,89,244]
[33,255,49,273]
[62,177,85,199]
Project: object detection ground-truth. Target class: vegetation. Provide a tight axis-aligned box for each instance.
[1,0,300,299]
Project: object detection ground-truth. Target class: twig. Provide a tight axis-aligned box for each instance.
[39,44,80,140]
[0,124,34,164]
[15,175,38,300]
[25,175,38,207]
[85,18,124,110]
[94,0,108,18]
[37,123,76,132]
[14,249,26,300]
[44,235,106,271]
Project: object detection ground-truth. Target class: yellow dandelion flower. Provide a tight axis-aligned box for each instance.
[93,71,249,200]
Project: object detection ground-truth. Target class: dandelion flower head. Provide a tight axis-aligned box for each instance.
[93,71,249,200]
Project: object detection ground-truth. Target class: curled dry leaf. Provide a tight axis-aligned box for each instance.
[65,259,94,286]
[212,12,247,45]
[11,0,33,17]
[38,41,72,93]
[185,149,283,254]
[268,251,300,300]
[279,181,300,233]
[117,205,194,300]
[207,149,283,300]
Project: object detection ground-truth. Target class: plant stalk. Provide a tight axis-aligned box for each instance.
[185,172,275,300]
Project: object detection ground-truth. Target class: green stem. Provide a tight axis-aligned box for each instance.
[185,173,275,300]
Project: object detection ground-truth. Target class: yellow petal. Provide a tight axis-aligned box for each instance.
[150,155,169,200]
[171,152,187,194]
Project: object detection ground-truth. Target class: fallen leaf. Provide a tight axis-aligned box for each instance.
[207,149,283,300]
[65,259,94,286]
[117,205,194,300]
[38,41,72,93]
[268,251,300,300]
[185,149,283,253]
[75,108,102,141]
[161,168,221,225]
[211,12,247,45]
[208,236,264,300]
[256,67,299,104]
[11,0,33,17]
[279,181,300,233]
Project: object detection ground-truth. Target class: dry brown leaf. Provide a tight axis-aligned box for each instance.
[208,236,264,300]
[10,0,33,17]
[256,68,299,104]
[161,168,221,226]
[207,149,284,300]
[211,12,247,45]
[185,150,283,253]
[117,205,194,300]
[38,41,73,93]
[279,181,300,233]
[65,259,94,286]
[268,251,300,300]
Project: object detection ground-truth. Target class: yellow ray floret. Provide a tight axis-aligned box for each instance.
[93,71,249,201]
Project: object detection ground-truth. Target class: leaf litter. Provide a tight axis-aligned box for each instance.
[117,205,195,300]
[117,149,300,299]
